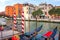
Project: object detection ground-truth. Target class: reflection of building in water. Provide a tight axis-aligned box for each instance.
[25,21,30,32]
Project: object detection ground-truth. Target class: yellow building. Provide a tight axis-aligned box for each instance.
[23,6,29,19]
[23,3,35,19]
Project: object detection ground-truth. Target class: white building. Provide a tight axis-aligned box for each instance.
[39,3,53,17]
[23,3,35,19]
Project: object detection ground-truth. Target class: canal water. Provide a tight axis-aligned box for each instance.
[21,21,60,35]
[6,20,60,39]
[6,20,60,33]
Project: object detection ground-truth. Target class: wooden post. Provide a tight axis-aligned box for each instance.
[36,17,37,30]
[36,16,37,34]
[24,17,26,33]
[36,16,37,32]
[22,12,24,33]
[28,16,30,33]
[13,12,17,30]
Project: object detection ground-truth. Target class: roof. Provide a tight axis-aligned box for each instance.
[55,6,60,8]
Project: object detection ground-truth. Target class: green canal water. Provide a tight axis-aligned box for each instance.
[6,20,60,40]
[24,21,60,35]
[7,20,60,35]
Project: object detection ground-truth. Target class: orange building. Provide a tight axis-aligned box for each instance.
[5,4,23,17]
[14,4,23,16]
[5,6,14,17]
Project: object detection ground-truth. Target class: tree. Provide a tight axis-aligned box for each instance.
[49,7,60,16]
[32,9,43,18]
[55,8,60,16]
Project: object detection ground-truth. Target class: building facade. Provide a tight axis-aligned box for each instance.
[39,3,53,17]
[5,4,23,17]
[14,4,23,17]
[23,6,29,19]
[5,3,35,19]
[5,6,14,17]
[5,3,54,19]
[23,3,35,19]
[55,6,60,9]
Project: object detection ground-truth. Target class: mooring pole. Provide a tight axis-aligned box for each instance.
[28,16,30,33]
[35,16,38,35]
[21,11,24,33]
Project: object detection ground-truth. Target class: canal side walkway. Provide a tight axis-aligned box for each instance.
[25,19,60,23]
[14,18,60,23]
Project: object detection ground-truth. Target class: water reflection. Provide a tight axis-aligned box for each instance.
[25,21,60,34]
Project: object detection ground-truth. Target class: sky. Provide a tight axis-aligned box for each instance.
[0,0,60,12]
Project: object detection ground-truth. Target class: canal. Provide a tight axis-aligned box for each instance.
[6,19,60,40]
[6,19,60,34]
[24,21,60,34]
